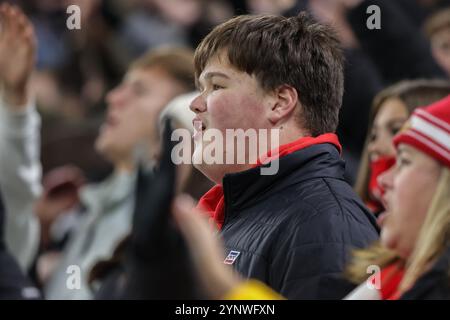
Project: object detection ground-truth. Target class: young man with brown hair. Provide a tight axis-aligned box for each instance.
[43,47,196,299]
[188,13,379,299]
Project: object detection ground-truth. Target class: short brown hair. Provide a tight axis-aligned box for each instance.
[131,47,196,91]
[194,13,344,136]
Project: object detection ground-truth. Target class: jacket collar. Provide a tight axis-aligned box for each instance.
[223,143,345,220]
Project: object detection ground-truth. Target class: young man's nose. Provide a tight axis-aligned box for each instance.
[189,93,206,114]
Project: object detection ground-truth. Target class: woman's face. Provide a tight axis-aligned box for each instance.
[430,27,450,77]
[367,98,409,163]
[379,145,442,258]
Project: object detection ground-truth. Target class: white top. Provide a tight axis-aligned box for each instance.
[44,171,136,300]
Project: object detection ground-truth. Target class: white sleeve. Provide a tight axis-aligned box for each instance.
[0,95,42,271]
[343,282,382,300]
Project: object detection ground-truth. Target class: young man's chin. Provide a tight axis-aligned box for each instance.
[192,161,222,185]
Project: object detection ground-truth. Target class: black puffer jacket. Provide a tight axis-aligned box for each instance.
[220,143,379,299]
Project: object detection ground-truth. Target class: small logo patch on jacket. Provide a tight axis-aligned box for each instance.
[224,250,240,265]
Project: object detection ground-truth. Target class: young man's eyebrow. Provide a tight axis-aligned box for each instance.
[203,72,230,80]
[196,72,230,90]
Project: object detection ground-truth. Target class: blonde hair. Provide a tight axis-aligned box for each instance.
[354,79,450,203]
[400,167,450,292]
[347,168,450,295]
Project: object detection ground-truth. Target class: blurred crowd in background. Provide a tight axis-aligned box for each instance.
[0,0,450,300]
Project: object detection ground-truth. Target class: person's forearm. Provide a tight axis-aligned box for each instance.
[0,95,42,200]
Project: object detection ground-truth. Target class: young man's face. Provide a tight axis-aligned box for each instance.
[190,52,274,183]
[95,67,186,165]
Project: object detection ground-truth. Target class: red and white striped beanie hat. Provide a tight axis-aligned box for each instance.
[393,94,450,168]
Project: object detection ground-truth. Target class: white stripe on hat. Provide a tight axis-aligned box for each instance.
[415,109,450,133]
[404,130,450,160]
[410,115,450,152]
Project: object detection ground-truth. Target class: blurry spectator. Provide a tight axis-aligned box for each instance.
[308,0,448,181]
[425,7,450,77]
[345,95,450,299]
[246,0,305,15]
[354,79,450,216]
[397,0,450,27]
[117,0,233,62]
[25,0,126,183]
[0,2,42,272]
[42,47,196,299]
[27,0,123,111]
[342,0,445,83]
[90,93,213,299]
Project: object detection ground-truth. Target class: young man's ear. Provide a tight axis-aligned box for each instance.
[267,84,299,125]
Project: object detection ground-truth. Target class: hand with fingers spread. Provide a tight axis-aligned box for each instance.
[121,118,204,299]
[0,3,36,107]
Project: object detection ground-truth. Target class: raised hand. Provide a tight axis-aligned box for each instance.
[0,3,36,107]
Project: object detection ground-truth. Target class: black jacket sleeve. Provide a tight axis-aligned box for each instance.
[269,206,359,300]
